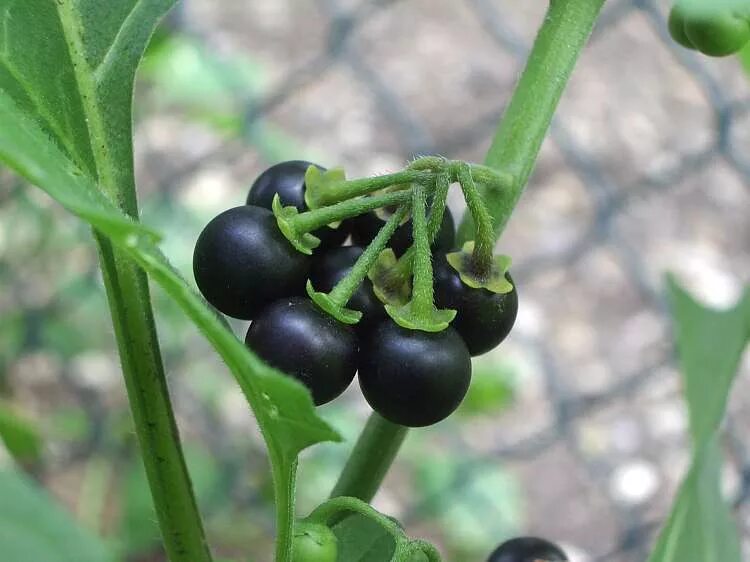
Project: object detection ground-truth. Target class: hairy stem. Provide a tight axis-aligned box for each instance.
[455,163,494,275]
[458,0,606,243]
[407,183,433,318]
[328,205,410,307]
[329,413,408,502]
[291,189,413,233]
[311,170,431,207]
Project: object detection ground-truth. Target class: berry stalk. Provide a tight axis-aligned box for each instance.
[404,183,433,318]
[454,162,495,278]
[327,205,410,308]
[289,189,413,234]
[306,169,432,208]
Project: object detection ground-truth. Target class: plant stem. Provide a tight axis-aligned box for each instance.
[457,0,606,243]
[291,189,413,233]
[328,205,410,307]
[312,170,431,206]
[56,3,211,557]
[406,183,433,318]
[329,413,408,502]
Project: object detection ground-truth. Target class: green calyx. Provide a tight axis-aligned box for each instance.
[446,242,514,294]
[307,281,363,325]
[369,249,412,307]
[273,194,321,255]
[385,301,456,333]
[304,165,347,210]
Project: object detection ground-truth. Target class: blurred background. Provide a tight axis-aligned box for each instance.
[1,0,750,560]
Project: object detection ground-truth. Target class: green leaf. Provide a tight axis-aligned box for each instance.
[647,278,750,562]
[0,2,341,558]
[0,401,42,463]
[0,468,112,562]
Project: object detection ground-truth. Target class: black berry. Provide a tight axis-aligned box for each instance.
[309,246,386,334]
[245,298,358,405]
[487,537,567,562]
[358,321,471,427]
[193,205,309,320]
[433,254,518,356]
[247,160,348,250]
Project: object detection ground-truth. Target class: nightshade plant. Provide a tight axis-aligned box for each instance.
[0,1,747,561]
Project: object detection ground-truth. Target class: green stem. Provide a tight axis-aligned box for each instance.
[407,183,433,318]
[55,4,210,560]
[291,189,413,233]
[272,458,298,562]
[328,205,410,307]
[371,176,450,303]
[454,163,494,276]
[457,0,605,243]
[311,170,431,206]
[329,413,408,502]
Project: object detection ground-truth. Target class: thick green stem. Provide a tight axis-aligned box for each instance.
[54,3,211,560]
[407,183,433,318]
[455,163,494,276]
[458,0,606,243]
[311,170,431,207]
[328,205,410,307]
[291,189,413,233]
[329,413,408,502]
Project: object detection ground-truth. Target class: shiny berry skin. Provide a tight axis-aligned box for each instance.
[309,246,386,334]
[487,537,567,562]
[292,523,337,562]
[193,205,309,320]
[433,254,518,357]
[245,298,358,405]
[247,160,348,249]
[350,207,455,257]
[358,321,471,427]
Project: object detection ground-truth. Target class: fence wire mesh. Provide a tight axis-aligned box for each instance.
[1,1,749,561]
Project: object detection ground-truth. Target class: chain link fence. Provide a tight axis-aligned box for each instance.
[1,1,749,561]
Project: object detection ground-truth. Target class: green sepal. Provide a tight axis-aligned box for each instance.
[368,249,411,306]
[384,302,456,333]
[446,241,514,294]
[272,194,321,255]
[306,280,362,325]
[304,165,346,210]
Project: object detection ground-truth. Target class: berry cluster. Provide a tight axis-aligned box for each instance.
[193,159,517,427]
[669,2,750,56]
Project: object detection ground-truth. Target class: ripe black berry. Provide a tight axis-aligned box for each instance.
[358,321,471,427]
[433,254,518,356]
[309,246,386,334]
[350,207,455,257]
[193,206,309,320]
[247,160,348,250]
[245,298,358,405]
[487,537,567,562]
